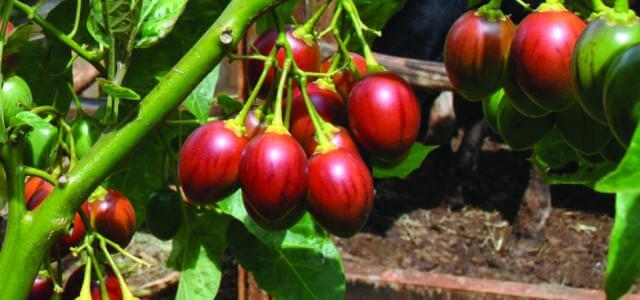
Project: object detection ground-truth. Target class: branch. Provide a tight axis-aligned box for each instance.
[12,0,106,75]
[0,0,285,297]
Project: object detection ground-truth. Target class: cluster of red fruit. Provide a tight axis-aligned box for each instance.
[179,27,421,237]
[444,1,640,162]
[25,177,135,299]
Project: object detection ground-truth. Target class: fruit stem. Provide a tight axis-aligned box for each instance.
[591,0,608,13]
[341,0,384,72]
[24,167,59,186]
[614,0,629,13]
[85,238,109,299]
[333,31,362,81]
[234,51,276,126]
[78,258,93,300]
[295,0,332,36]
[97,233,152,266]
[298,75,332,148]
[319,3,343,38]
[99,238,141,300]
[59,118,78,170]
[69,82,87,117]
[284,78,293,128]
[12,0,106,74]
[272,57,292,127]
[477,0,506,20]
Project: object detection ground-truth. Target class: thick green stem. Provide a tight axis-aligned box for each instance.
[12,0,105,74]
[614,0,629,13]
[0,0,284,297]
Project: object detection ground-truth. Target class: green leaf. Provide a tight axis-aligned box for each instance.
[5,24,34,56]
[105,127,174,227]
[605,192,640,300]
[87,0,142,63]
[255,0,301,34]
[96,78,141,100]
[135,0,189,48]
[182,66,220,124]
[124,0,230,96]
[372,143,437,179]
[596,125,640,193]
[529,129,615,187]
[10,111,55,130]
[171,210,230,300]
[219,192,346,300]
[217,94,243,116]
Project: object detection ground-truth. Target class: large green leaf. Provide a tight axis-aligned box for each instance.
[135,0,189,48]
[531,129,616,188]
[104,127,174,227]
[605,192,640,300]
[372,143,437,179]
[124,0,229,96]
[170,210,230,300]
[182,66,219,124]
[219,192,346,300]
[596,125,640,193]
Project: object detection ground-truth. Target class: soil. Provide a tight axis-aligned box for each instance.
[336,137,618,290]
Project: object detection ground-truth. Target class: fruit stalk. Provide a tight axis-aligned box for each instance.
[234,52,275,126]
[614,0,629,13]
[0,0,285,297]
[341,0,381,70]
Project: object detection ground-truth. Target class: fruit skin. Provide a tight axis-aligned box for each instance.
[444,11,516,101]
[179,121,249,204]
[24,125,59,169]
[28,277,54,300]
[145,190,183,241]
[243,195,305,230]
[307,149,374,238]
[246,27,321,95]
[289,82,344,146]
[320,52,368,99]
[601,139,626,163]
[239,132,308,221]
[69,115,103,159]
[90,189,136,248]
[510,10,585,111]
[482,89,504,133]
[62,265,122,300]
[348,72,421,161]
[2,75,33,124]
[556,103,611,154]
[25,177,88,257]
[503,60,550,117]
[304,126,360,158]
[497,94,554,150]
[604,43,640,148]
[572,17,640,124]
